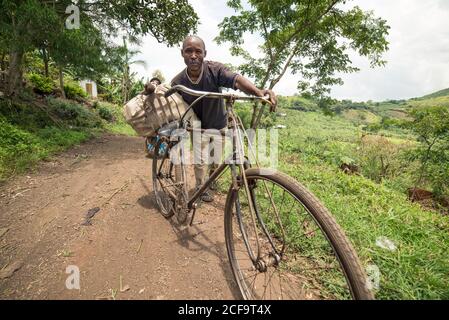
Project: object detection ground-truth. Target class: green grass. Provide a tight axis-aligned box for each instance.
[271,105,449,299]
[419,87,449,100]
[408,95,449,109]
[97,101,137,136]
[0,98,134,183]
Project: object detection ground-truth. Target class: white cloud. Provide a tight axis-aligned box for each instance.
[130,0,449,101]
[331,0,449,101]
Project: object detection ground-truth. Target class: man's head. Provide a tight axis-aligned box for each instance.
[181,35,206,73]
[149,77,161,86]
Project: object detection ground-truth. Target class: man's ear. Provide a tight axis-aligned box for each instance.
[180,49,184,57]
[204,50,207,58]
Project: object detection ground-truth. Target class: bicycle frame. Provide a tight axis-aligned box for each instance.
[158,86,282,265]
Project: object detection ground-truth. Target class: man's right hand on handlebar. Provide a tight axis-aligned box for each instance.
[234,75,278,112]
[259,89,277,112]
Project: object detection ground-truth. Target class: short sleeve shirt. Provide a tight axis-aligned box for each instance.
[171,61,239,129]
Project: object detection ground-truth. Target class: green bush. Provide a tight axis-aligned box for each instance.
[357,135,407,183]
[98,105,114,122]
[234,102,277,129]
[46,98,101,128]
[64,82,88,100]
[0,98,53,130]
[0,116,36,156]
[235,103,252,128]
[28,73,55,94]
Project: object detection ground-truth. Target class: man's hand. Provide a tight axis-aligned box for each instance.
[143,82,156,95]
[235,75,277,112]
[260,89,277,112]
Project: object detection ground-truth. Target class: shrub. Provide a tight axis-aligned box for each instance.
[64,82,88,100]
[28,73,55,94]
[407,106,449,196]
[98,105,114,122]
[0,116,36,156]
[357,135,407,183]
[46,98,101,128]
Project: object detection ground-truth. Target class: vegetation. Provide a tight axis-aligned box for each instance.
[271,98,449,300]
[0,0,447,301]
[0,0,199,96]
[0,97,133,182]
[0,0,198,180]
[216,0,390,127]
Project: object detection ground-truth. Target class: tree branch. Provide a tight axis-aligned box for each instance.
[269,43,300,89]
[271,0,340,65]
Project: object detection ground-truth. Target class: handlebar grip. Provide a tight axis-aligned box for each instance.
[164,87,178,98]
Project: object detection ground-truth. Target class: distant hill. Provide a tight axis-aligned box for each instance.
[279,87,449,124]
[418,87,449,100]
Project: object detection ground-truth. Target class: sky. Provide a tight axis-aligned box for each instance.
[130,0,449,102]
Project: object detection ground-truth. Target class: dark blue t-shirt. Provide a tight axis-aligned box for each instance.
[171,61,239,129]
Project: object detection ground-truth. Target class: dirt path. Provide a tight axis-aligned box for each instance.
[0,134,239,300]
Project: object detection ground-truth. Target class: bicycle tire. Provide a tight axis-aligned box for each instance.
[152,140,174,219]
[224,168,374,300]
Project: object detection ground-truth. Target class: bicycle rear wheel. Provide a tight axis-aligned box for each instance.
[152,139,189,223]
[224,168,374,300]
[152,140,175,218]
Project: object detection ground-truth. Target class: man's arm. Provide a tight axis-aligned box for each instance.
[234,75,277,110]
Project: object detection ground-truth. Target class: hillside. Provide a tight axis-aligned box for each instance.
[418,87,449,100]
[278,86,449,125]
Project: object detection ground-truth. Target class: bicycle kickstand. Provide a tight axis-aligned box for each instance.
[189,202,198,227]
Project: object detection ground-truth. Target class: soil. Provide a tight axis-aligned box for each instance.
[0,134,240,300]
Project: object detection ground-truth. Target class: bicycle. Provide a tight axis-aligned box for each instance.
[151,85,374,300]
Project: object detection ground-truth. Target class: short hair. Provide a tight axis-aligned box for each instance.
[182,35,206,51]
[149,77,161,84]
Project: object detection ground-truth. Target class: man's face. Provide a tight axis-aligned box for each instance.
[181,38,206,73]
[150,80,161,86]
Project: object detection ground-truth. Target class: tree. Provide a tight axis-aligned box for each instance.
[50,17,113,98]
[0,0,60,95]
[0,0,199,96]
[215,0,390,128]
[119,37,148,103]
[408,106,449,196]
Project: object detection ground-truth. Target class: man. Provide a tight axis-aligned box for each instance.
[170,35,277,202]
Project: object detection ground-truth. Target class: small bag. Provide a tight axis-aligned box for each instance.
[123,84,187,137]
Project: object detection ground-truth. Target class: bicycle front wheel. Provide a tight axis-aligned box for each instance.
[224,168,374,300]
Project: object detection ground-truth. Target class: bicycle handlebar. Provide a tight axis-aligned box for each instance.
[165,85,273,106]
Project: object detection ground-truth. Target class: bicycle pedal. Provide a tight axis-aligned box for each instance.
[190,220,206,226]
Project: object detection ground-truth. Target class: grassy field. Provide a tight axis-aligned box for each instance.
[270,104,449,299]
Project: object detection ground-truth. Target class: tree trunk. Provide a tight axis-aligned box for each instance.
[42,48,49,78]
[59,66,66,99]
[0,53,5,84]
[251,82,276,129]
[6,49,24,96]
[250,73,271,129]
[249,102,259,128]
